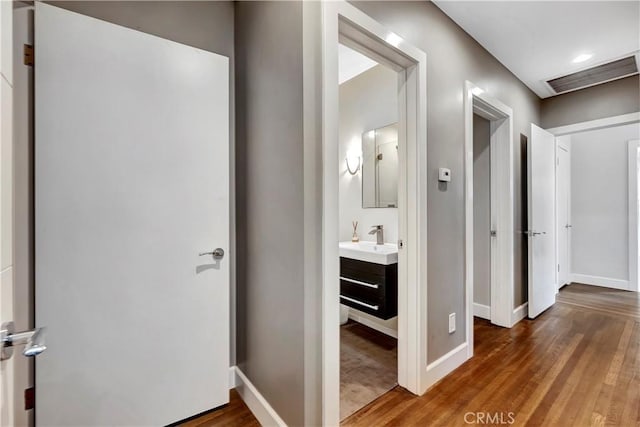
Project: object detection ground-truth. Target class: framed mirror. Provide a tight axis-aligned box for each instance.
[362,123,398,208]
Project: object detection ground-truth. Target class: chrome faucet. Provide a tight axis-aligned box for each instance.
[369,225,384,245]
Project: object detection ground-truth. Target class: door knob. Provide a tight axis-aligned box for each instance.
[1,321,47,360]
[199,248,224,259]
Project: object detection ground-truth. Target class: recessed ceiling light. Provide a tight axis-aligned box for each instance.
[572,53,593,64]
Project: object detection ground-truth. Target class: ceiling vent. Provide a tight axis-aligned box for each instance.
[546,56,638,94]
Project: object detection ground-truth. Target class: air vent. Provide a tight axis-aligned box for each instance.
[546,56,638,94]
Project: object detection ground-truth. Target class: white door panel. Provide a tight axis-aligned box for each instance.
[35,4,229,425]
[528,124,556,318]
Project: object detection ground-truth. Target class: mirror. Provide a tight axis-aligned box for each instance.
[362,123,398,208]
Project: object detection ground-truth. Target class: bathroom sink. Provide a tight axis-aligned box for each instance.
[339,241,398,265]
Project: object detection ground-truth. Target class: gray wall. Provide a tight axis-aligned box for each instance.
[339,64,399,244]
[352,1,540,362]
[234,2,307,426]
[541,75,640,129]
[571,123,640,282]
[473,114,491,307]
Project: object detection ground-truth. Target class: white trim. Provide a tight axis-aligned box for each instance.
[571,274,631,291]
[473,303,490,320]
[511,302,529,325]
[233,367,287,427]
[228,366,238,389]
[322,3,428,425]
[629,140,639,292]
[348,312,398,338]
[555,139,571,289]
[546,112,640,136]
[424,343,469,386]
[464,80,515,355]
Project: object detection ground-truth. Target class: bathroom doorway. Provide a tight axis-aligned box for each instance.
[321,3,428,426]
[337,44,399,419]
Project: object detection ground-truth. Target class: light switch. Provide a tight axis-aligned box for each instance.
[439,168,451,182]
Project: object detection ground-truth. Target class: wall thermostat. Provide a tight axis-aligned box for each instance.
[438,168,451,182]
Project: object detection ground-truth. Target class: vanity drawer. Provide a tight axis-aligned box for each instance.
[340,278,381,305]
[340,257,387,284]
[339,257,397,320]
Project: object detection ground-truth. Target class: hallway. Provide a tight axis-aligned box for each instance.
[342,284,639,426]
[189,284,639,426]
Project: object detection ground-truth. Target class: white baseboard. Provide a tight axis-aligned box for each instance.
[233,366,287,427]
[512,302,528,325]
[424,342,469,389]
[571,274,630,291]
[473,303,490,320]
[347,312,398,338]
[228,366,237,389]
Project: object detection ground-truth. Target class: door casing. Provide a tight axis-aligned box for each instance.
[464,81,516,335]
[321,3,428,425]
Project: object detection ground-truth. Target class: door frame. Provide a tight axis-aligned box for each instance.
[555,139,571,289]
[629,139,640,292]
[321,2,428,425]
[547,112,640,292]
[464,81,515,335]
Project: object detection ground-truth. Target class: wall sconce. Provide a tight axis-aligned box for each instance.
[345,150,361,175]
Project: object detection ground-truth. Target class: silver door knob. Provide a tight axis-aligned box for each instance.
[199,248,224,259]
[1,321,47,360]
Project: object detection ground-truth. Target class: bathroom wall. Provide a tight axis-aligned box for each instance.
[339,64,399,244]
[351,1,541,363]
[473,114,491,309]
[541,75,640,129]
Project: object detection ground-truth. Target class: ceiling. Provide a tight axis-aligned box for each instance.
[433,1,640,98]
[338,43,378,85]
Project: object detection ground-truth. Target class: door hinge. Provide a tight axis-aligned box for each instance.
[24,44,34,67]
[398,239,404,249]
[24,387,34,410]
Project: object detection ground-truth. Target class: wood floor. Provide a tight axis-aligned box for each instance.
[186,283,640,426]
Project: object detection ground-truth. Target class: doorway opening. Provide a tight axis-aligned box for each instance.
[321,3,428,426]
[464,82,516,342]
[337,43,399,420]
[547,115,640,293]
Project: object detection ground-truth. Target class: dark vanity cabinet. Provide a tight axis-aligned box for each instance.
[339,257,398,320]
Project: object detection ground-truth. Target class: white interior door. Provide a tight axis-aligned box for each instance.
[557,145,570,287]
[35,4,230,426]
[528,124,557,318]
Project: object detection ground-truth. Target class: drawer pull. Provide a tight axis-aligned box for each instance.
[340,295,379,311]
[340,276,379,289]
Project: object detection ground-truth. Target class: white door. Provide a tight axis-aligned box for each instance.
[35,4,230,426]
[0,1,15,425]
[528,124,557,318]
[557,145,570,287]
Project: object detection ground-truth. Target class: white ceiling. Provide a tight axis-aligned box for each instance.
[433,1,640,98]
[338,44,378,85]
